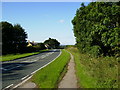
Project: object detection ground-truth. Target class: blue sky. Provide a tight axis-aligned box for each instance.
[2,2,89,45]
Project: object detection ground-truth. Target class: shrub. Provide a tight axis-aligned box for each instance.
[89,46,102,57]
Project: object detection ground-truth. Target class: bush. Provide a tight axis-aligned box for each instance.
[89,46,102,57]
[72,2,120,57]
[67,47,118,88]
[26,46,37,52]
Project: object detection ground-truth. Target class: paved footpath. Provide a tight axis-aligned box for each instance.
[15,51,78,89]
[58,52,78,88]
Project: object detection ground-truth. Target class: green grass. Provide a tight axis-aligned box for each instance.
[66,47,119,88]
[32,49,70,88]
[0,49,48,62]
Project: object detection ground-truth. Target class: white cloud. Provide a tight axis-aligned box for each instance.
[59,19,65,23]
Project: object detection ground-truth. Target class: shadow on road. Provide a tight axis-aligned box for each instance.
[2,62,34,73]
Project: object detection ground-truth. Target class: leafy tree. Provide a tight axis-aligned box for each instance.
[1,21,28,54]
[13,24,27,53]
[38,43,46,50]
[44,38,60,49]
[33,43,46,51]
[72,2,120,57]
[2,22,15,54]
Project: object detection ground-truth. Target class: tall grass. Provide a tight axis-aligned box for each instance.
[67,47,119,88]
[32,49,70,88]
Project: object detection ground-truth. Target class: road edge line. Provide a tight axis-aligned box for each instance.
[21,75,30,80]
[11,49,62,89]
[3,84,13,90]
[13,76,33,89]
[31,49,61,75]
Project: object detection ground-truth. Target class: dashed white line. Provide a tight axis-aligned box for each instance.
[13,49,61,89]
[2,65,14,68]
[4,49,61,89]
[31,49,61,75]
[0,67,7,71]
[40,52,54,59]
[4,65,23,71]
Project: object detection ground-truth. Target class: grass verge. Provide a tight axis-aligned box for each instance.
[0,49,48,62]
[32,49,70,88]
[66,47,119,88]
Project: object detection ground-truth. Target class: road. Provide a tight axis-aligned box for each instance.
[1,49,61,89]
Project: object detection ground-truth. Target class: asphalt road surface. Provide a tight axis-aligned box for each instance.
[1,49,61,89]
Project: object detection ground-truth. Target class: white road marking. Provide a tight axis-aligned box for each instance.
[0,67,7,71]
[2,64,23,71]
[3,84,13,89]
[4,49,61,89]
[13,76,33,89]
[21,75,29,80]
[22,59,38,63]
[40,52,54,59]
[20,52,54,62]
[2,64,16,69]
[31,50,61,75]
[2,52,55,71]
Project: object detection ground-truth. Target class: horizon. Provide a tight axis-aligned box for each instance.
[2,2,90,45]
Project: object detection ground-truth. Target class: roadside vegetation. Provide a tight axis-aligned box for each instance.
[32,49,70,88]
[72,2,120,57]
[69,2,119,88]
[1,21,61,62]
[66,46,119,88]
[0,49,48,62]
[1,21,60,55]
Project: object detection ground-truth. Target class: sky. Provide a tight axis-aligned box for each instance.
[2,2,90,45]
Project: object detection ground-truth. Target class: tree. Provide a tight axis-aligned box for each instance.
[72,2,120,57]
[1,22,15,54]
[38,43,46,50]
[32,43,46,51]
[13,24,27,53]
[1,21,28,54]
[44,38,60,49]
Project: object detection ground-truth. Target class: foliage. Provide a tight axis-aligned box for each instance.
[67,47,118,88]
[1,21,27,54]
[89,45,102,57]
[72,2,120,57]
[27,43,46,52]
[32,49,70,88]
[33,43,46,51]
[26,46,37,52]
[44,38,60,49]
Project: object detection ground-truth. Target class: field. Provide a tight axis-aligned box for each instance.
[66,47,119,88]
[32,49,70,88]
